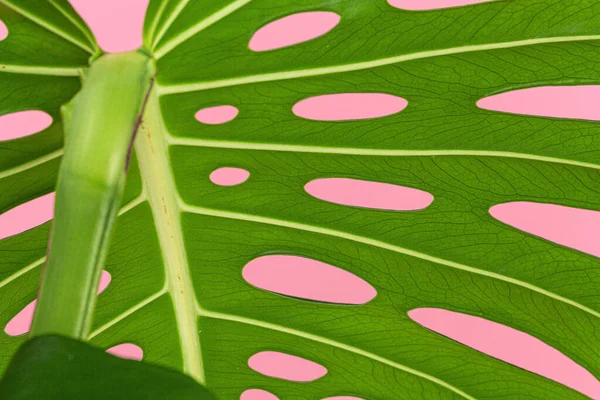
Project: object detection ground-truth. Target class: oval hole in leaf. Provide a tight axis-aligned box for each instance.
[97,270,112,293]
[249,11,341,52]
[409,308,600,399]
[322,397,365,400]
[4,271,111,337]
[210,167,250,186]
[388,0,492,10]
[106,343,143,361]
[0,193,55,241]
[490,202,600,258]
[243,255,376,304]
[477,86,600,121]
[305,178,433,211]
[241,389,279,400]
[248,351,327,382]
[293,93,408,121]
[0,19,8,41]
[0,110,52,141]
[195,105,239,125]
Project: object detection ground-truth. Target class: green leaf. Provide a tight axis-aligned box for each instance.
[0,0,93,367]
[3,1,600,400]
[0,335,215,399]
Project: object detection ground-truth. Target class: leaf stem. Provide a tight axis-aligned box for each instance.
[29,51,155,340]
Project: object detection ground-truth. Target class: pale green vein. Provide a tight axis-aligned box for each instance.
[0,0,93,53]
[167,137,600,171]
[48,0,97,51]
[88,288,167,339]
[0,149,63,181]
[0,194,146,292]
[0,64,81,76]
[145,0,171,49]
[119,193,147,215]
[197,306,476,400]
[154,0,253,59]
[158,35,600,95]
[181,203,600,321]
[0,256,44,290]
[151,0,190,50]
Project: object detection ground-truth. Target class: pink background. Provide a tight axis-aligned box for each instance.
[1,1,599,399]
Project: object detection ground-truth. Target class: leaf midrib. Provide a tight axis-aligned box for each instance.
[135,87,205,382]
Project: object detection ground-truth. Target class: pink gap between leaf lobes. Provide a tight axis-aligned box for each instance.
[68,0,148,53]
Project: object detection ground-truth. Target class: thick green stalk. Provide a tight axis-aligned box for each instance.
[30,51,155,339]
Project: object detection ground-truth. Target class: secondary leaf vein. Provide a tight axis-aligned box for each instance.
[158,35,600,95]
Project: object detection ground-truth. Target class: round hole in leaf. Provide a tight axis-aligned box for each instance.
[195,105,239,125]
[210,167,249,186]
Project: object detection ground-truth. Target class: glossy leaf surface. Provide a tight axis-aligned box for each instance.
[0,335,215,399]
[2,1,600,400]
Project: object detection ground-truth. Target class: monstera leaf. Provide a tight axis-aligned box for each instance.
[2,0,600,399]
